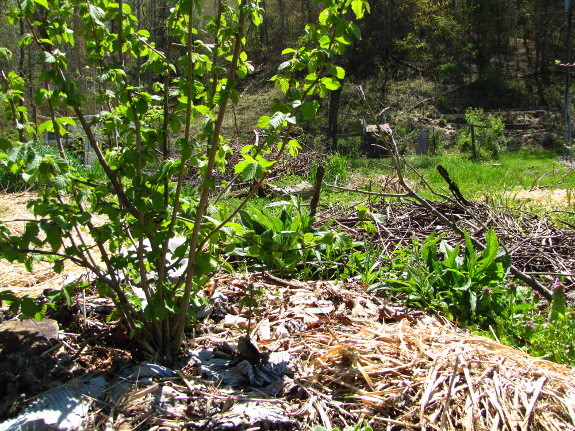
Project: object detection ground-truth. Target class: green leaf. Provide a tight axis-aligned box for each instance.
[38,120,55,134]
[301,101,319,121]
[40,221,62,251]
[257,116,270,128]
[549,283,567,322]
[251,10,262,26]
[53,259,64,274]
[463,230,476,263]
[88,4,106,27]
[33,0,49,9]
[194,252,215,276]
[57,117,76,127]
[321,77,341,91]
[20,297,44,320]
[195,105,211,115]
[286,139,301,157]
[269,112,296,129]
[0,290,18,304]
[255,155,275,169]
[234,160,260,181]
[0,138,12,152]
[318,8,330,25]
[477,229,499,271]
[351,0,370,19]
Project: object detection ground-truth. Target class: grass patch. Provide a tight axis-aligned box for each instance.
[346,150,575,207]
[411,150,575,199]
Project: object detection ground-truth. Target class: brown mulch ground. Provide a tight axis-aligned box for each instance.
[1,276,574,430]
[1,189,575,429]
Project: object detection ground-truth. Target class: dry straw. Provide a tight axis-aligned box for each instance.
[306,316,575,430]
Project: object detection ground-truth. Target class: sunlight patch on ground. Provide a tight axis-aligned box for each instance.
[511,188,574,209]
[0,193,101,297]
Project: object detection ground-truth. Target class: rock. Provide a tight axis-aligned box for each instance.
[0,319,59,357]
[263,181,314,200]
[283,181,314,199]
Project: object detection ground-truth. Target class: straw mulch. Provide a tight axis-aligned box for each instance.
[175,275,575,431]
[301,315,575,430]
[0,192,100,297]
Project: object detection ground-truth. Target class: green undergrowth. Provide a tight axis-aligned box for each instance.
[219,194,575,366]
[220,197,370,280]
[366,229,575,367]
[215,189,575,366]
[0,141,103,191]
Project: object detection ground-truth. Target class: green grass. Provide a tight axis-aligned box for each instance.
[408,151,574,199]
[213,150,575,221]
[347,150,575,206]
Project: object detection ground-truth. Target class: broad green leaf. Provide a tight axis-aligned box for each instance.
[351,0,370,19]
[57,117,76,127]
[234,160,259,181]
[0,48,12,61]
[269,112,296,129]
[321,77,341,91]
[20,297,44,320]
[549,283,567,322]
[477,229,499,272]
[0,291,18,303]
[38,120,55,134]
[286,139,301,157]
[88,4,107,27]
[33,0,48,9]
[251,10,262,26]
[318,8,330,25]
[301,101,319,120]
[463,230,476,263]
[257,116,270,128]
[195,105,211,115]
[255,155,275,168]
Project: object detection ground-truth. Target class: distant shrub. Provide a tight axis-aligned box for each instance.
[457,107,505,160]
[540,133,559,150]
[506,137,521,152]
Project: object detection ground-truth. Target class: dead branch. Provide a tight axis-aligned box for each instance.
[323,182,410,198]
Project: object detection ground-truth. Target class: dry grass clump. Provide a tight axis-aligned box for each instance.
[512,188,574,209]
